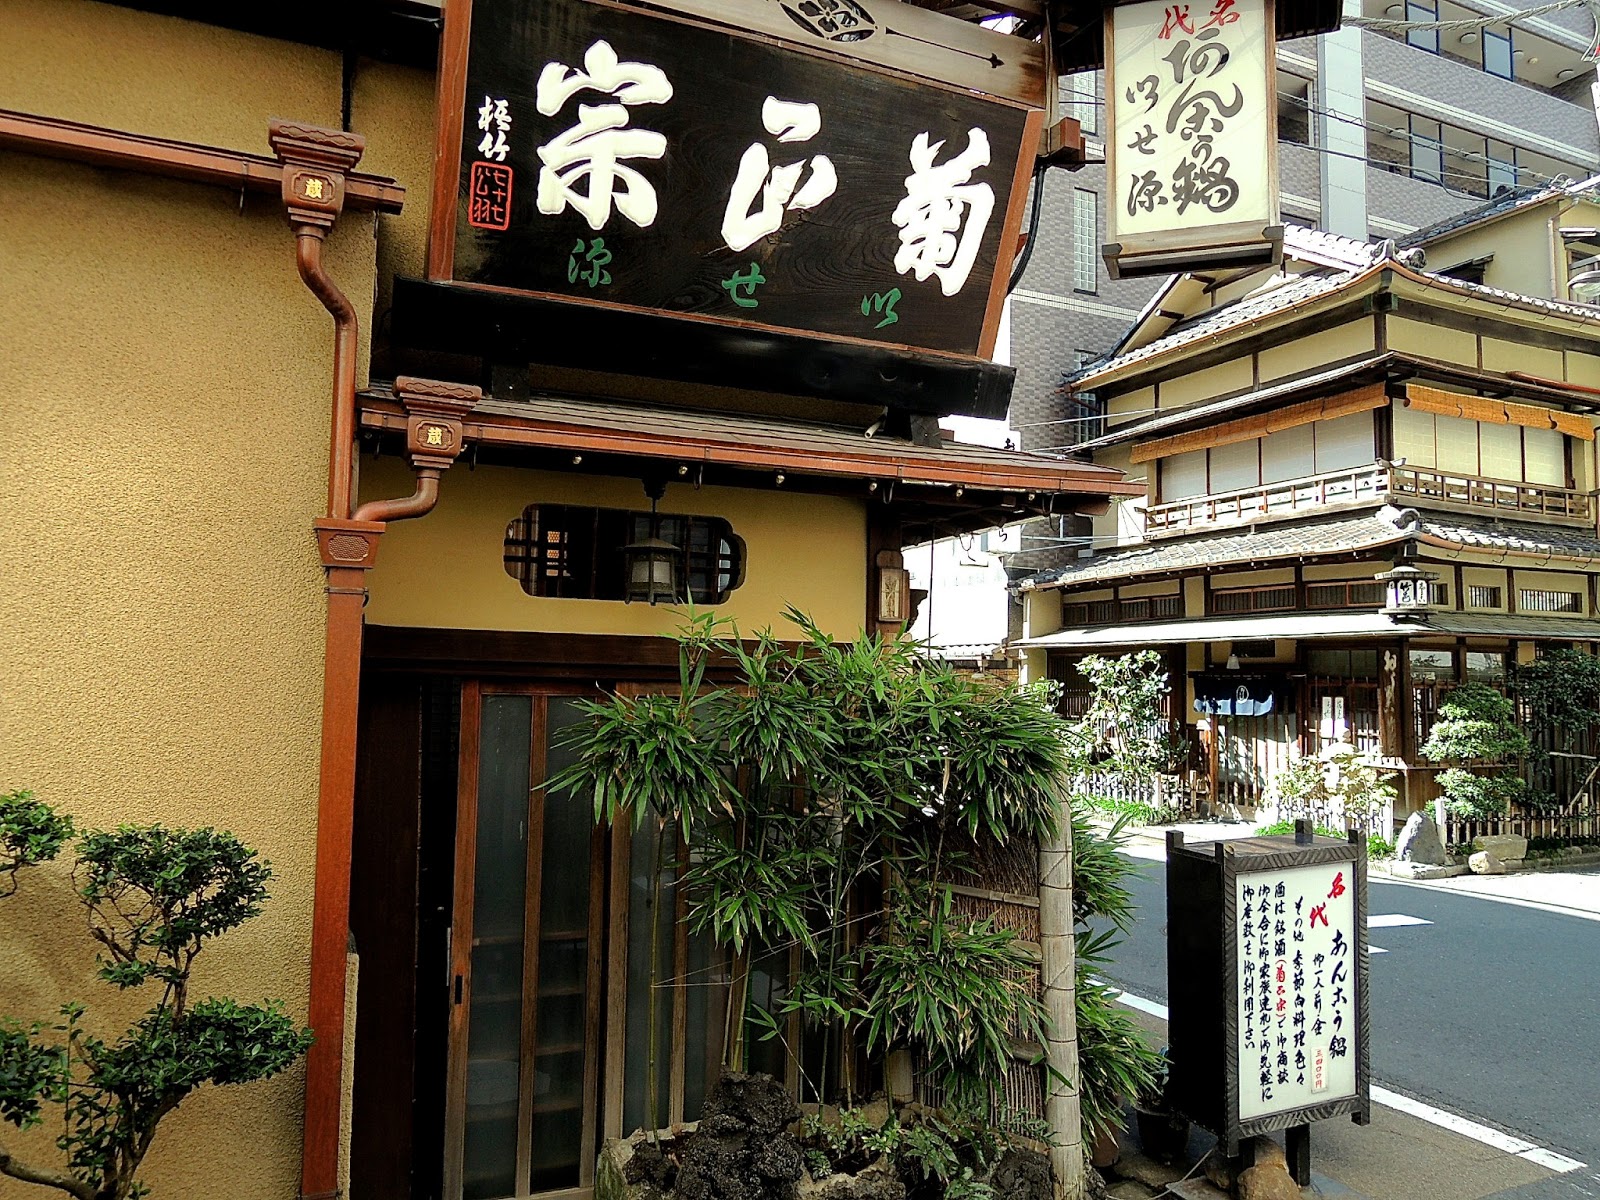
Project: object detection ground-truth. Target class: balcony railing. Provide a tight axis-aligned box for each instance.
[1142,463,1594,538]
[1385,465,1592,522]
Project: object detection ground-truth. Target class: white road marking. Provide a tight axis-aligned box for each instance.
[1369,945,1388,954]
[1103,984,1587,1176]
[1368,914,1431,928]
[1371,875,1600,923]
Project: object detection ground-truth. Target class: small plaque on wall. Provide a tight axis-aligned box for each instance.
[878,566,910,624]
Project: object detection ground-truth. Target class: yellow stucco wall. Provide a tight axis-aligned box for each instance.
[0,150,372,1196]
[361,457,870,639]
[1424,208,1558,298]
[1386,318,1476,364]
[1257,321,1375,381]
[0,4,401,1196]
[1156,357,1253,409]
[0,0,342,149]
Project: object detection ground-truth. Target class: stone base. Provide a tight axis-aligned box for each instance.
[1380,861,1467,880]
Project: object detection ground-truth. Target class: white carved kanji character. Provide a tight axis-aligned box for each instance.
[891,128,995,297]
[721,96,838,253]
[535,40,674,231]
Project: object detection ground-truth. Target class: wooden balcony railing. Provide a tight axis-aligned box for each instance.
[1143,465,1388,537]
[1385,465,1592,522]
[1143,462,1595,537]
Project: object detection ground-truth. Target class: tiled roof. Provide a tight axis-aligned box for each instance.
[1067,270,1362,383]
[1019,511,1408,589]
[1397,176,1600,248]
[1422,515,1600,561]
[1019,510,1600,591]
[1283,224,1411,270]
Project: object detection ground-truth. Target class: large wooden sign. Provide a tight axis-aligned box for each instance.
[1102,0,1282,278]
[428,0,1043,359]
[1165,827,1370,1165]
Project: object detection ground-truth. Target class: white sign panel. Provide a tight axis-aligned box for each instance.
[1235,861,1358,1121]
[1105,0,1279,274]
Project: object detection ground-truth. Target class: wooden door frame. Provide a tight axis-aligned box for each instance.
[445,683,611,1200]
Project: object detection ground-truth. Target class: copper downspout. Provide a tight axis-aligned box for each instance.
[295,231,361,519]
[268,119,480,1200]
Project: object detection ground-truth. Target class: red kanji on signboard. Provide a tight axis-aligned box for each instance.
[1202,0,1240,27]
[467,160,514,231]
[1328,871,1346,900]
[1158,4,1195,37]
[1309,903,1328,928]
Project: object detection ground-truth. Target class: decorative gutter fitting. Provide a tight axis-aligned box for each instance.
[269,118,367,524]
[354,377,483,523]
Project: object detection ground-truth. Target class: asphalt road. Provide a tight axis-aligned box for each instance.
[1097,858,1600,1199]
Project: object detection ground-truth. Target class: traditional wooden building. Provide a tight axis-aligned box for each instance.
[1017,189,1600,820]
[0,3,1151,1200]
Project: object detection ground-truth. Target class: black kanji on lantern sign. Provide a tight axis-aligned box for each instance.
[436,0,1034,357]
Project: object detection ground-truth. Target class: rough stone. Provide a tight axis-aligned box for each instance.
[1245,1136,1286,1170]
[1395,810,1448,865]
[1474,833,1528,863]
[858,1098,892,1131]
[1085,1166,1110,1200]
[1236,1162,1300,1200]
[795,1158,905,1200]
[673,1073,804,1200]
[987,1147,1053,1200]
[1469,850,1508,875]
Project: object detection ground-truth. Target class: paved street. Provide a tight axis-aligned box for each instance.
[1098,838,1600,1199]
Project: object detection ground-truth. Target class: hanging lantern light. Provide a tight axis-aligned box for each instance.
[622,480,684,605]
[1376,563,1439,621]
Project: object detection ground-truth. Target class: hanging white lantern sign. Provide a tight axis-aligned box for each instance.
[1103,0,1283,278]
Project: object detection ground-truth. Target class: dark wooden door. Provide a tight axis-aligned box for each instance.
[445,685,606,1200]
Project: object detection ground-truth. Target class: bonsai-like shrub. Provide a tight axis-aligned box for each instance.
[552,610,1065,1117]
[1421,684,1532,819]
[1271,742,1396,836]
[0,790,312,1200]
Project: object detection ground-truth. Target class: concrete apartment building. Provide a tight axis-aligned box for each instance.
[1002,0,1600,573]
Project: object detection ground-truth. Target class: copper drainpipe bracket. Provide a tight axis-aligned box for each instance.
[312,518,386,571]
[395,375,482,470]
[267,119,366,233]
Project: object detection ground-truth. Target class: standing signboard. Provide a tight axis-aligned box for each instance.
[426,0,1045,361]
[1165,825,1370,1178]
[1102,0,1283,278]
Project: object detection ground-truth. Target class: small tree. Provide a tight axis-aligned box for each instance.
[1514,649,1600,806]
[1073,651,1182,778]
[1421,684,1532,819]
[0,790,312,1200]
[1272,742,1396,836]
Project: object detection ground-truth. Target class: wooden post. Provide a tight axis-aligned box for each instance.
[1286,1123,1311,1185]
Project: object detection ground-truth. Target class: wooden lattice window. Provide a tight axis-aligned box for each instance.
[1468,584,1503,609]
[504,505,745,602]
[1520,588,1583,614]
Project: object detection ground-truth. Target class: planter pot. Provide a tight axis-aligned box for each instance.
[1089,1122,1122,1170]
[1133,1105,1191,1164]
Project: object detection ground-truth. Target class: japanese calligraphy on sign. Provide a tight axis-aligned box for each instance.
[1235,862,1358,1121]
[431,0,1037,356]
[1103,0,1280,278]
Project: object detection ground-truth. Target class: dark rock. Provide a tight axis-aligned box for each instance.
[674,1072,804,1200]
[1086,1166,1109,1200]
[988,1147,1053,1200]
[625,1141,677,1191]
